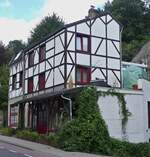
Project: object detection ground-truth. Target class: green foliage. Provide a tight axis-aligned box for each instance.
[16,130,39,142]
[58,87,111,155]
[28,13,64,44]
[0,65,9,110]
[0,127,14,136]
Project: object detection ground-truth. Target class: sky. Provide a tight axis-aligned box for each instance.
[0,0,110,45]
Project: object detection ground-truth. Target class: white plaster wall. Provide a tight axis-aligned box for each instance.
[91,68,106,81]
[67,32,75,51]
[138,79,150,142]
[34,49,39,64]
[55,34,64,55]
[108,40,120,58]
[46,38,54,51]
[45,70,53,88]
[55,53,64,66]
[77,22,90,35]
[54,66,64,85]
[91,38,106,56]
[77,53,90,66]
[107,20,120,40]
[98,87,146,143]
[92,56,106,68]
[91,18,106,38]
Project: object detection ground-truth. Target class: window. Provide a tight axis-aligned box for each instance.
[28,51,34,67]
[10,106,18,128]
[39,73,45,90]
[76,66,91,84]
[28,77,33,93]
[148,102,150,128]
[39,44,46,62]
[12,74,16,90]
[76,33,90,52]
[19,71,23,88]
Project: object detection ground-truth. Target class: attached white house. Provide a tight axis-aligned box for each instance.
[8,9,150,143]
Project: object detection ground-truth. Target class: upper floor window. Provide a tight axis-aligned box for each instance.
[28,77,33,93]
[28,51,34,67]
[12,74,16,90]
[39,44,46,62]
[39,73,45,90]
[76,33,90,53]
[19,71,23,88]
[76,66,91,85]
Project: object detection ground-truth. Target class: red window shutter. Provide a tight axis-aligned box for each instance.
[39,73,45,90]
[28,77,33,93]
[39,44,45,62]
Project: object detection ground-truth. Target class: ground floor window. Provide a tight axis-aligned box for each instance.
[10,105,18,128]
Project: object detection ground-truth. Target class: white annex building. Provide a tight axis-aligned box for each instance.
[8,8,150,143]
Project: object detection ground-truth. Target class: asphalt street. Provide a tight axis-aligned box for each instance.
[0,141,60,157]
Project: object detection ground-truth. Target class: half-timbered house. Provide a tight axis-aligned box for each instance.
[8,11,122,134]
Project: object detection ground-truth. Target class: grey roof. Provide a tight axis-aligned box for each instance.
[132,41,150,67]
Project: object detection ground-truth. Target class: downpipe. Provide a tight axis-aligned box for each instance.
[61,95,72,121]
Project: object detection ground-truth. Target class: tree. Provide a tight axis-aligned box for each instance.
[0,42,7,65]
[28,13,65,44]
[0,65,9,126]
[6,40,26,63]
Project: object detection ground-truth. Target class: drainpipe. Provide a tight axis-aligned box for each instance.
[61,95,72,121]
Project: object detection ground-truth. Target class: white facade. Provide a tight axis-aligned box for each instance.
[8,13,122,105]
[98,79,150,143]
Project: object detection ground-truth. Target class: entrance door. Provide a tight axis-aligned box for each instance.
[37,103,47,134]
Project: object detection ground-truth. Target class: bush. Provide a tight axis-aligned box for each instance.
[16,130,39,142]
[0,127,14,136]
[58,87,111,155]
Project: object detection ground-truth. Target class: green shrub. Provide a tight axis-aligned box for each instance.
[58,87,111,155]
[0,127,14,136]
[16,130,39,142]
[46,133,59,147]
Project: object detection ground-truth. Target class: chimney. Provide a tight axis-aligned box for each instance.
[88,5,99,18]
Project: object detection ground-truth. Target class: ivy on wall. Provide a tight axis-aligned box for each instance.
[97,88,131,139]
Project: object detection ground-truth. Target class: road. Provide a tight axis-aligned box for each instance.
[0,141,60,157]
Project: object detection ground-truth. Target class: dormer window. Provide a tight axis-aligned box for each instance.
[76,33,90,53]
[28,51,34,67]
[39,44,46,62]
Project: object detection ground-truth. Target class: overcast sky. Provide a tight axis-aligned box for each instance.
[0,0,110,45]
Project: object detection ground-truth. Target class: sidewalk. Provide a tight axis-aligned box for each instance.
[0,135,109,157]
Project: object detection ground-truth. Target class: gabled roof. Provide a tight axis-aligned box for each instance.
[10,12,122,66]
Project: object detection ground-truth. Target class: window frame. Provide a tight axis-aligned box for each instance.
[76,65,91,85]
[39,72,45,91]
[39,44,46,63]
[28,77,33,93]
[19,71,23,88]
[76,33,91,53]
[12,74,17,90]
[28,51,34,67]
